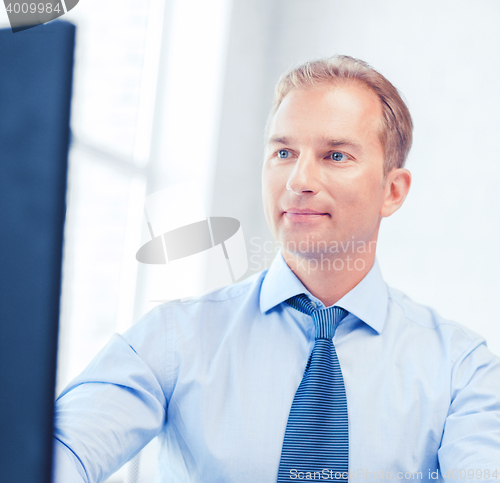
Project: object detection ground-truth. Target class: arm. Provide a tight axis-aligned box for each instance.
[53,307,170,483]
[52,438,88,482]
[438,337,500,480]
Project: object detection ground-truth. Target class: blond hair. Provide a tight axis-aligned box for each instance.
[267,55,413,174]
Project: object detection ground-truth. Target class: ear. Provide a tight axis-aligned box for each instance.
[380,168,411,218]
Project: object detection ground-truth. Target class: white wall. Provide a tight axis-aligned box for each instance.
[212,0,500,355]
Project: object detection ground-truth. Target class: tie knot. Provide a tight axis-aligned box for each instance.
[285,294,349,339]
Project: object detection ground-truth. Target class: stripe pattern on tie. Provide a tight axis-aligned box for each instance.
[277,294,349,483]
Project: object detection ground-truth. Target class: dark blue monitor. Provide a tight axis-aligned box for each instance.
[0,20,76,483]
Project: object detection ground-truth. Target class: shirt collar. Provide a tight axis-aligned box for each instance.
[259,250,388,334]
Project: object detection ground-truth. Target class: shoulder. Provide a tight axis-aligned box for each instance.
[131,269,268,330]
[386,285,486,362]
[180,269,268,305]
[122,269,268,368]
[164,268,267,312]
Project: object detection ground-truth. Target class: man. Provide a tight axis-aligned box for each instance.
[53,56,500,483]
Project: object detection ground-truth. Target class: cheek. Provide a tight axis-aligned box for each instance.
[333,172,383,217]
[261,173,278,224]
[262,168,282,207]
[261,170,272,204]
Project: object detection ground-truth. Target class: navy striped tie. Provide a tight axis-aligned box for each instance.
[277,294,350,483]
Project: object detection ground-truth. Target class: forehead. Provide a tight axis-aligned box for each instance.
[267,83,383,148]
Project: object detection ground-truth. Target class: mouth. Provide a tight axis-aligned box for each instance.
[283,208,330,221]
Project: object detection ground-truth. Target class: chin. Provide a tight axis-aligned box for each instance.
[278,233,330,258]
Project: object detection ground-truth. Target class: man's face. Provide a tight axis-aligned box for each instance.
[262,82,387,259]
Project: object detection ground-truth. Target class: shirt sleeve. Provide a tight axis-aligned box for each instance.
[52,438,88,483]
[53,306,170,483]
[438,337,500,479]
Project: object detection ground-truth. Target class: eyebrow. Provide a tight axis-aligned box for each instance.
[267,135,363,153]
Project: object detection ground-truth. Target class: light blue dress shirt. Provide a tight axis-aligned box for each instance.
[53,252,500,483]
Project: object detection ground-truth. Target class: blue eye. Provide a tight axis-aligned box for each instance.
[277,149,290,159]
[330,152,347,162]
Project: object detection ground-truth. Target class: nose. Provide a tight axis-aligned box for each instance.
[286,151,322,195]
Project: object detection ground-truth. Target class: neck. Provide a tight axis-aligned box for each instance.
[281,245,376,307]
